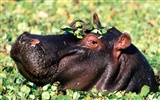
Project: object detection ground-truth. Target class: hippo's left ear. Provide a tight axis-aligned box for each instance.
[113,33,131,58]
[93,13,102,28]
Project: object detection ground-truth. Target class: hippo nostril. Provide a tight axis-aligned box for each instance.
[30,39,40,45]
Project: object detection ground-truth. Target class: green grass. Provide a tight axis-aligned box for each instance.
[0,0,160,99]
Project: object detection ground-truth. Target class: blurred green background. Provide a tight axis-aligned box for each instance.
[0,0,160,99]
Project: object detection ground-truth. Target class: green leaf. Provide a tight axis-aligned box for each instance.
[66,89,74,96]
[74,29,84,39]
[91,29,98,34]
[18,92,26,99]
[29,95,35,99]
[75,22,83,28]
[76,35,83,39]
[100,28,107,34]
[55,95,72,100]
[42,91,50,100]
[61,25,74,33]
[91,88,98,96]
[0,84,3,94]
[51,85,58,91]
[21,85,31,94]
[0,73,7,78]
[0,96,9,100]
[73,92,80,99]
[93,24,98,29]
[140,85,150,97]
[97,30,102,34]
[43,84,51,91]
[98,35,103,39]
[61,25,71,30]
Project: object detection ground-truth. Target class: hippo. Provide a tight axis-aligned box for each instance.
[10,13,158,93]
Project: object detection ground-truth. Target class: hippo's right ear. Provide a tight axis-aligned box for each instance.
[93,13,102,28]
[113,33,131,58]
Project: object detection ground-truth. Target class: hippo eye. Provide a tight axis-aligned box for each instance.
[86,40,98,49]
[91,41,97,44]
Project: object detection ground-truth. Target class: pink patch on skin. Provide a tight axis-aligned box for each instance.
[30,39,40,46]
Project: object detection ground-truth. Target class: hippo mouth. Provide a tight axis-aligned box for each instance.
[58,47,79,59]
[57,46,86,70]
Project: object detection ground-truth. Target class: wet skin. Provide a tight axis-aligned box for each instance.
[10,13,158,93]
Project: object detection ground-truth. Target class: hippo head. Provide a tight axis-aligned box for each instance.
[10,13,158,93]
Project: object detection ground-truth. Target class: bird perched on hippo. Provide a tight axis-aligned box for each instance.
[10,13,158,93]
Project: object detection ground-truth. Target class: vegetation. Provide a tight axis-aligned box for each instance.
[0,0,160,99]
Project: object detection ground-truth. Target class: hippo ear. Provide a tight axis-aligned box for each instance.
[113,33,131,58]
[93,13,102,28]
[116,33,131,50]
